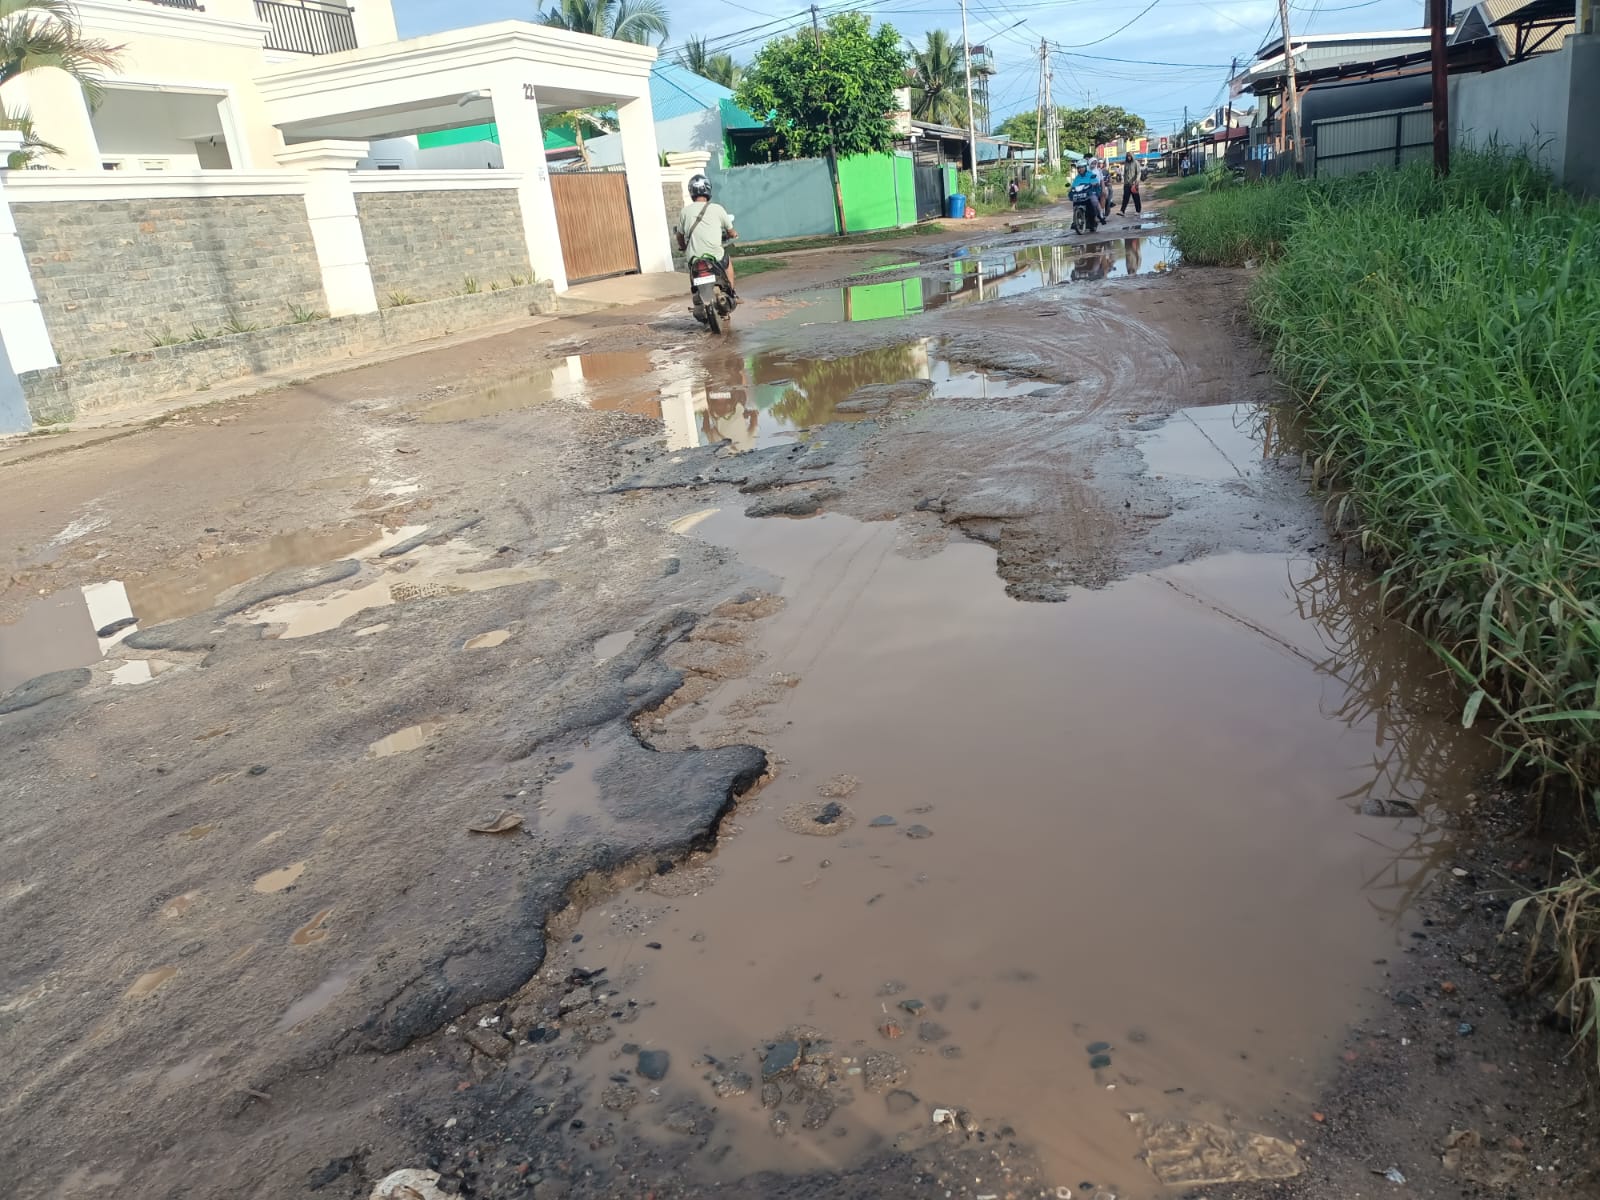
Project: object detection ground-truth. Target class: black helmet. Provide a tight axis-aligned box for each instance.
[688,173,712,200]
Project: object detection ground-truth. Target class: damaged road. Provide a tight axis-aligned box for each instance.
[2,208,1592,1200]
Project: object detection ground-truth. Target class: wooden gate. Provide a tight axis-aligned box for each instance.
[549,170,640,282]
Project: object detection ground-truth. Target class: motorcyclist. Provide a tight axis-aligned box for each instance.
[676,173,737,296]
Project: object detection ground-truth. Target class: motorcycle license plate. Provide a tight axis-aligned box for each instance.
[693,275,715,286]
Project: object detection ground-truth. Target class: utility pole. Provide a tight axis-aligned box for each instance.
[1224,55,1238,167]
[1276,0,1304,171]
[960,0,979,189]
[810,5,848,232]
[1035,39,1046,173]
[1429,0,1450,173]
[1044,52,1056,170]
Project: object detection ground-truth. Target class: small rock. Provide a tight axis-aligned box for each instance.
[879,1020,904,1040]
[601,1084,639,1112]
[918,1021,949,1043]
[761,1081,782,1109]
[770,1109,790,1136]
[637,1049,671,1080]
[663,1101,710,1136]
[885,1088,920,1115]
[711,1070,753,1098]
[802,1099,834,1129]
[940,1044,964,1059]
[1089,1054,1112,1070]
[247,764,269,777]
[1393,991,1421,1008]
[1440,981,1458,995]
[1086,1041,1111,1054]
[862,1050,907,1092]
[904,824,933,839]
[369,1169,449,1200]
[762,1040,802,1080]
[1457,1022,1475,1036]
[869,815,898,827]
[464,1028,513,1059]
[794,1062,829,1090]
[899,998,925,1015]
[814,802,845,826]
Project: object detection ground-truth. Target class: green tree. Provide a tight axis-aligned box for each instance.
[994,104,1146,154]
[734,13,905,160]
[536,0,668,46]
[906,30,965,128]
[677,35,742,89]
[0,0,122,165]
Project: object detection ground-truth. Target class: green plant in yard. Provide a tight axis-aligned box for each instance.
[287,302,326,323]
[149,328,182,347]
[461,275,480,295]
[187,323,215,342]
[0,0,124,166]
[220,313,257,335]
[508,273,529,287]
[489,281,504,292]
[386,291,419,307]
[735,13,905,160]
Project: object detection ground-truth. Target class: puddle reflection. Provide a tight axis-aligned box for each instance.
[779,235,1178,328]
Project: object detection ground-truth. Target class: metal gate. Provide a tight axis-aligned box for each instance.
[1313,105,1432,178]
[549,170,640,283]
[912,165,944,222]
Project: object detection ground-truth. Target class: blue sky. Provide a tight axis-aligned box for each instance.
[394,0,1433,135]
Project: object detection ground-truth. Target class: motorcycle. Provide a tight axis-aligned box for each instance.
[1069,179,1101,235]
[688,255,737,335]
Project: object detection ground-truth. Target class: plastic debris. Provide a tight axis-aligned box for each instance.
[1383,1166,1407,1184]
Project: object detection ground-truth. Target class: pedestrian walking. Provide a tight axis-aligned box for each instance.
[1120,153,1142,217]
[1180,154,1190,178]
[1008,176,1020,209]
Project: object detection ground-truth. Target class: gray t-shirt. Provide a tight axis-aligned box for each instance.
[678,201,734,261]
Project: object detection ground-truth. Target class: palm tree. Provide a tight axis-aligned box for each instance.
[677,35,741,90]
[537,0,668,46]
[0,0,123,164]
[906,30,966,128]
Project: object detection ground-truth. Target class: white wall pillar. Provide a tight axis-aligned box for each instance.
[0,131,58,378]
[662,150,711,206]
[276,140,379,317]
[618,96,675,275]
[488,71,569,293]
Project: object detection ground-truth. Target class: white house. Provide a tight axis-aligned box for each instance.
[1,3,674,288]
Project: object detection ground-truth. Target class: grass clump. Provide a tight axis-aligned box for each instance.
[1193,149,1599,1060]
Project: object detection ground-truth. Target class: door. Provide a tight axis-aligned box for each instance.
[913,164,944,223]
[549,170,640,283]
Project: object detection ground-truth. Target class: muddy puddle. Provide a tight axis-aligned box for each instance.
[0,524,396,693]
[774,235,1177,329]
[553,504,1489,1193]
[1141,402,1305,481]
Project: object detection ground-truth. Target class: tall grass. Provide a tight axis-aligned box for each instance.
[1181,151,1600,1058]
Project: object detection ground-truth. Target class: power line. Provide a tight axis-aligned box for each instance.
[1051,0,1166,47]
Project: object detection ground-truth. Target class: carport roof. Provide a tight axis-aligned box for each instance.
[256,21,658,144]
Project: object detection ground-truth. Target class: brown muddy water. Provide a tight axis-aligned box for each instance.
[555,498,1489,1191]
[772,235,1178,332]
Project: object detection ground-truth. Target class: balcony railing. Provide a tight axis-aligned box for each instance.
[142,0,205,9]
[255,0,357,55]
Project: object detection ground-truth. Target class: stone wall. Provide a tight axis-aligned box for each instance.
[12,195,325,363]
[22,282,556,425]
[356,189,532,302]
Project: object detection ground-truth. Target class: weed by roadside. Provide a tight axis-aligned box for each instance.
[732,257,787,277]
[1174,152,1600,1057]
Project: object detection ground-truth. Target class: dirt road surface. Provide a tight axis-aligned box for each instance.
[3,202,1593,1200]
